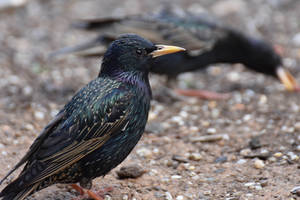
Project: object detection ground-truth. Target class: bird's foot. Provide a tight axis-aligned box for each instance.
[71,184,85,195]
[87,186,113,199]
[175,89,230,100]
[71,184,113,200]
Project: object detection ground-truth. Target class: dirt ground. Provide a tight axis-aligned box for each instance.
[0,0,299,199]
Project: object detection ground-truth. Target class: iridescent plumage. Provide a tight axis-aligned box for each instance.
[0,34,184,200]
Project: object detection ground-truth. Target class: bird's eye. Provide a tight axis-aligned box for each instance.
[136,49,143,55]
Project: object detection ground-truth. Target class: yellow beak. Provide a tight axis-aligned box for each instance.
[276,67,298,91]
[150,45,186,58]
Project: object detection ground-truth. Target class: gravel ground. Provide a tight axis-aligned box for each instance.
[0,0,299,199]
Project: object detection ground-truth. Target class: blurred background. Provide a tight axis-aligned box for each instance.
[0,0,299,199]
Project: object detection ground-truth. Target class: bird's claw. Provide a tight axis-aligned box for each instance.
[70,184,113,200]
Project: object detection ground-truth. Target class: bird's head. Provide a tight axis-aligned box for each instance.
[100,34,185,76]
[240,36,298,91]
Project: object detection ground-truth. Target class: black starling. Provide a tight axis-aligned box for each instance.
[51,6,298,95]
[0,34,185,200]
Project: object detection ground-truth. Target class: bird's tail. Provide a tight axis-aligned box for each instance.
[48,17,123,58]
[49,34,116,58]
[0,182,39,200]
[71,17,123,30]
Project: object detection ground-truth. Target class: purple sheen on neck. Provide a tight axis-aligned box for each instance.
[114,71,151,97]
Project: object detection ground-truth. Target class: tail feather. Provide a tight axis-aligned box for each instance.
[71,17,123,30]
[0,183,39,200]
[49,35,115,58]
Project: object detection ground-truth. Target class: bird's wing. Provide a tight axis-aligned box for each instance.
[70,11,227,51]
[26,90,133,185]
[51,9,228,58]
[0,111,66,185]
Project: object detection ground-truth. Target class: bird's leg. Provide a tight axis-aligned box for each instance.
[86,186,113,200]
[166,76,230,100]
[70,184,85,195]
[86,190,104,200]
[175,89,230,100]
[71,182,113,200]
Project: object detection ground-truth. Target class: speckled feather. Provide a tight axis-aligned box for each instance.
[0,35,153,200]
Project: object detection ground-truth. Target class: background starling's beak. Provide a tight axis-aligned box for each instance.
[276,67,298,91]
[151,45,185,58]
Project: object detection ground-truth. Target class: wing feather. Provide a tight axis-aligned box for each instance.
[25,92,131,185]
[0,112,65,185]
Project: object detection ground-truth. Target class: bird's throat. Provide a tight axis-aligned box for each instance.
[114,71,152,97]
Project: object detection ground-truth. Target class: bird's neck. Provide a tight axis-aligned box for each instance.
[104,70,152,98]
[213,31,260,66]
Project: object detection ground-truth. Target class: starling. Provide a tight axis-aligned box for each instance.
[0,34,185,200]
[51,6,298,95]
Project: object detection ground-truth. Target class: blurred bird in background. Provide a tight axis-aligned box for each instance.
[0,34,185,200]
[52,6,299,99]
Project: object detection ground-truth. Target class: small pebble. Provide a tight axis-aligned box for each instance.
[145,122,164,133]
[255,185,262,190]
[274,152,283,158]
[176,196,184,200]
[243,114,252,122]
[172,155,189,163]
[116,165,146,179]
[249,137,261,149]
[215,156,228,163]
[171,116,184,126]
[236,159,247,164]
[34,111,45,120]
[188,153,202,161]
[287,152,299,161]
[1,151,7,156]
[24,123,34,131]
[259,95,267,104]
[187,165,195,171]
[244,182,255,187]
[268,157,276,162]
[0,0,28,10]
[295,122,300,131]
[240,149,251,156]
[260,179,268,187]
[190,134,226,142]
[136,148,152,158]
[23,86,32,96]
[165,192,173,200]
[254,159,265,169]
[179,111,188,118]
[148,112,157,120]
[161,177,170,183]
[291,186,300,197]
[153,148,159,154]
[292,33,300,47]
[104,195,112,200]
[192,175,200,180]
[207,128,216,134]
[171,175,182,179]
[189,126,199,133]
[203,190,211,195]
[226,71,240,82]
